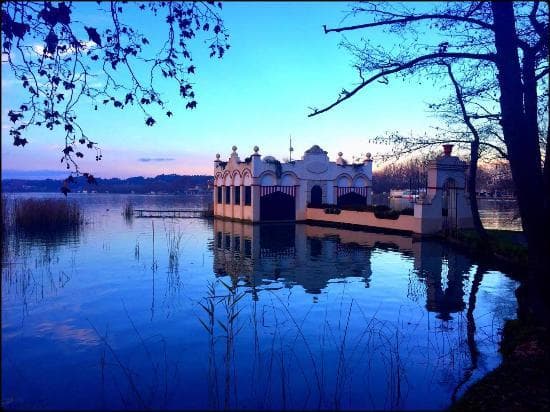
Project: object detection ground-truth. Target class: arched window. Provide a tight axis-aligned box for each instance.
[311,185,322,206]
[243,172,252,206]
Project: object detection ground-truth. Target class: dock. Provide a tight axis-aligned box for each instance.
[133,208,211,218]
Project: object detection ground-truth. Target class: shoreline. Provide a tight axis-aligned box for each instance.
[447,229,549,411]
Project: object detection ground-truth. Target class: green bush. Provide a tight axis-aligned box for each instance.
[324,206,341,215]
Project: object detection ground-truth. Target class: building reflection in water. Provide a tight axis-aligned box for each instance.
[413,240,471,320]
[212,218,469,320]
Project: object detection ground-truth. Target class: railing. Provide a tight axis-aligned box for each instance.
[133,208,210,218]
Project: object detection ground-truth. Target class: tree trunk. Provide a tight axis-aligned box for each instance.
[445,63,488,241]
[468,140,488,240]
[491,2,550,322]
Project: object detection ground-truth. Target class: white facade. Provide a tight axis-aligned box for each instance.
[413,145,474,233]
[213,144,473,235]
[213,145,373,222]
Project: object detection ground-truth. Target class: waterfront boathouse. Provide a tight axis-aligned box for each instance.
[213,144,474,235]
[213,145,373,222]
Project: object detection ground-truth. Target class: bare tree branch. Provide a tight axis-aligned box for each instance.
[323,13,494,34]
[308,52,496,117]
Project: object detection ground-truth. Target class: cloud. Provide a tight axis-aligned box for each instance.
[33,40,97,58]
[138,157,175,162]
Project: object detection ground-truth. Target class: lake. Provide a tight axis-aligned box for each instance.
[2,194,519,410]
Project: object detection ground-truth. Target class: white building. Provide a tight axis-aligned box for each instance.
[213,145,373,222]
[213,143,473,235]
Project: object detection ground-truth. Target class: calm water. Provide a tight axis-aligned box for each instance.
[389,197,522,231]
[2,194,519,410]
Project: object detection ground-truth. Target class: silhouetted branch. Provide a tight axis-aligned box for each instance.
[308,52,496,117]
[323,13,493,34]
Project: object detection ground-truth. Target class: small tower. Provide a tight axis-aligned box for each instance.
[415,144,473,232]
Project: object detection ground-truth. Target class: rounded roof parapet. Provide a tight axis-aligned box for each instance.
[304,144,327,155]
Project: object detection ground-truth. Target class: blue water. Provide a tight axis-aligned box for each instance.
[2,194,518,410]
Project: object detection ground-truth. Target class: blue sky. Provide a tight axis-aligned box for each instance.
[2,2,448,179]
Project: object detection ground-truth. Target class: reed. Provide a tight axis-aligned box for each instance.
[164,221,184,270]
[122,201,134,220]
[1,195,9,230]
[13,198,83,233]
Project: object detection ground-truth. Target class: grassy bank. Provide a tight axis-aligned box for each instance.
[445,229,528,277]
[450,318,549,411]
[447,228,549,410]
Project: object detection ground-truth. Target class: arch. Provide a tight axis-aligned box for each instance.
[215,174,223,186]
[260,191,296,221]
[281,172,297,186]
[336,174,352,187]
[260,172,276,186]
[353,175,368,188]
[224,173,233,186]
[242,170,252,186]
[233,171,242,186]
[311,185,323,206]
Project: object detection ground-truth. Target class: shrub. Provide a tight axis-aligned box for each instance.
[324,206,341,215]
[400,207,414,216]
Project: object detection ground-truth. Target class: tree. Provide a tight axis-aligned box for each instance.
[2,1,229,190]
[310,2,549,316]
[373,62,509,240]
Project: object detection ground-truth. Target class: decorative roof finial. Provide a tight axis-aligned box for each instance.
[215,153,220,160]
[443,144,453,156]
[232,145,237,152]
[338,151,343,157]
[253,145,259,154]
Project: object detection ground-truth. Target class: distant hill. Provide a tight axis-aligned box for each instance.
[1,174,213,194]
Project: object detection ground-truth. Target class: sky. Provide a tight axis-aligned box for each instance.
[1,2,450,179]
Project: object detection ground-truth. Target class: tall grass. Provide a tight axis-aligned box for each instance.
[164,221,184,271]
[2,195,12,266]
[123,202,134,220]
[1,195,9,230]
[14,198,83,233]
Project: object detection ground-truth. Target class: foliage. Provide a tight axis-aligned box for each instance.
[319,203,412,219]
[455,228,528,268]
[373,157,429,193]
[2,173,213,194]
[311,2,549,273]
[2,1,229,185]
[324,206,341,215]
